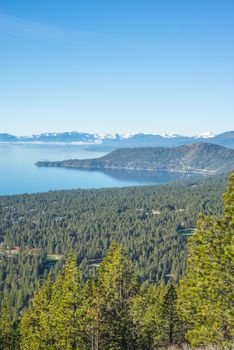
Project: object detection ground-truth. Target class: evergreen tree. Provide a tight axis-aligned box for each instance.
[80,279,95,349]
[49,255,86,350]
[177,170,234,347]
[160,284,184,345]
[131,283,165,350]
[0,174,226,320]
[88,241,138,350]
[19,273,53,350]
[0,299,18,350]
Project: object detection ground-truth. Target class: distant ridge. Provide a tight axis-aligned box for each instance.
[36,142,234,175]
[1,131,234,149]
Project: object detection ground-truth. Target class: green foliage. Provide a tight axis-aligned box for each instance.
[131,283,184,349]
[131,283,165,349]
[0,299,18,350]
[0,173,232,349]
[19,273,53,350]
[160,284,184,345]
[87,242,138,350]
[49,255,86,349]
[0,250,50,322]
[177,170,234,347]
[0,175,226,320]
[20,257,88,350]
[20,243,178,350]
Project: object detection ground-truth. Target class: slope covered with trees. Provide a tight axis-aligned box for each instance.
[36,143,234,174]
[1,167,232,349]
[177,171,234,347]
[19,244,184,350]
[0,175,226,319]
[0,172,233,349]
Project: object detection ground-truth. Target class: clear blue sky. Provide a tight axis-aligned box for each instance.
[0,0,233,135]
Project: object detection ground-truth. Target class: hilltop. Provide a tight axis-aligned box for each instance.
[36,142,234,174]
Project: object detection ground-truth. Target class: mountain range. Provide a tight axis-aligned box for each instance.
[36,142,234,175]
[1,131,234,149]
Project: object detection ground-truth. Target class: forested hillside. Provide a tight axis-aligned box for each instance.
[0,171,233,349]
[0,174,227,322]
[36,143,234,174]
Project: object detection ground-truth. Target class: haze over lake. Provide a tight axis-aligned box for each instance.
[0,143,202,195]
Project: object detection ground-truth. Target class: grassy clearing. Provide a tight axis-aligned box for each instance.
[47,254,62,261]
[44,254,63,270]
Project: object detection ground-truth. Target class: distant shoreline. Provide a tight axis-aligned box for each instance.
[36,162,215,175]
[0,141,102,146]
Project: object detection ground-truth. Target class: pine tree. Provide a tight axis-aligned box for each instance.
[0,299,18,350]
[19,273,53,350]
[84,280,102,350]
[49,255,87,350]
[177,170,234,348]
[160,284,184,345]
[131,283,165,350]
[88,241,138,350]
[80,279,95,349]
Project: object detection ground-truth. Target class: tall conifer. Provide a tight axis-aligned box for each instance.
[19,273,53,350]
[49,255,86,350]
[88,241,137,350]
[177,171,234,347]
[0,299,18,350]
[160,284,183,345]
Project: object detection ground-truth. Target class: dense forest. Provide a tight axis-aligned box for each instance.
[36,143,234,174]
[0,170,233,349]
[0,176,233,349]
[0,175,227,318]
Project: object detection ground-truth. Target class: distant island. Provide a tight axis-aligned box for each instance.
[36,142,234,175]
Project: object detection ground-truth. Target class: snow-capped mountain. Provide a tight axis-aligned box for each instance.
[195,131,217,139]
[161,133,184,138]
[0,131,233,149]
[94,133,133,140]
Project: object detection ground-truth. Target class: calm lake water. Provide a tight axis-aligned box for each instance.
[0,143,201,195]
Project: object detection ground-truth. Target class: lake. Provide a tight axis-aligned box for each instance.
[0,143,201,195]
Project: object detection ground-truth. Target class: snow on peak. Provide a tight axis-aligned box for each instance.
[161,133,183,138]
[94,133,133,140]
[195,131,217,139]
[95,133,119,140]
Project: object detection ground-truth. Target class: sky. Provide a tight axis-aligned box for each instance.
[0,0,233,136]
